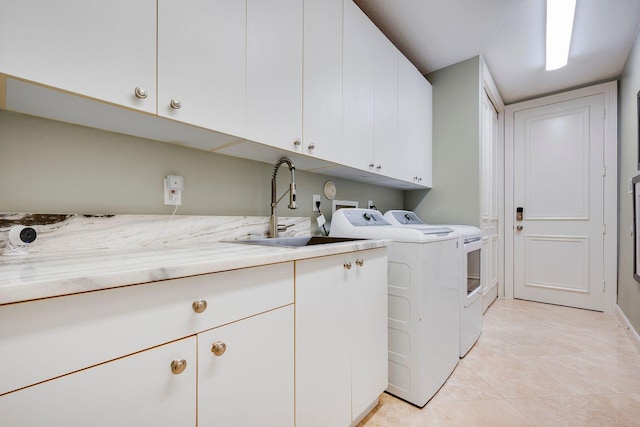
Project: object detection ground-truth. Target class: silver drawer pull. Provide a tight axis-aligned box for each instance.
[134,87,148,99]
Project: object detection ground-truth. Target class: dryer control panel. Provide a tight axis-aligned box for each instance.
[388,210,424,225]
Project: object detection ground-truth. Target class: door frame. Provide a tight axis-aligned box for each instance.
[504,81,618,314]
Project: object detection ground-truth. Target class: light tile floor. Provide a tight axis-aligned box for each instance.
[359,298,640,427]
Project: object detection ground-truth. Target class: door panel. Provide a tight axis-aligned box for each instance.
[514,94,604,310]
[524,109,590,219]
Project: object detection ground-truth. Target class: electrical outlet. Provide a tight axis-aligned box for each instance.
[368,200,375,209]
[164,175,183,206]
[313,194,321,212]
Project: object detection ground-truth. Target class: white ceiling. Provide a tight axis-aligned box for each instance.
[354,0,640,104]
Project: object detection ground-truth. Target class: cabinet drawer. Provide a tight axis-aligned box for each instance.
[0,262,293,395]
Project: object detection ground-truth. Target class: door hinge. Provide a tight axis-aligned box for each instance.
[603,224,606,235]
[603,108,606,119]
[602,166,606,177]
[603,280,606,292]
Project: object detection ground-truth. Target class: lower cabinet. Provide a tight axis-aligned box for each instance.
[0,248,387,426]
[198,305,294,427]
[0,306,295,427]
[295,248,388,427]
[0,337,197,427]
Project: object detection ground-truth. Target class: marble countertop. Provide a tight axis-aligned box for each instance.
[0,239,391,305]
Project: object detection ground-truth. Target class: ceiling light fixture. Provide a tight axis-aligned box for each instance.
[546,0,576,70]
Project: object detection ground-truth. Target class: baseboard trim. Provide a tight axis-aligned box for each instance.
[615,304,640,355]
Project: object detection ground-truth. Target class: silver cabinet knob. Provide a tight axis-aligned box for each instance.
[170,99,182,110]
[307,143,315,151]
[134,87,148,99]
[343,261,352,270]
[369,163,375,169]
[376,165,382,171]
[293,138,301,146]
[516,225,524,231]
[192,299,207,313]
[355,259,364,267]
[211,341,227,357]
[170,358,187,374]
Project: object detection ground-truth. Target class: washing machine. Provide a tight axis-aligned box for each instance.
[330,208,460,407]
[384,210,483,357]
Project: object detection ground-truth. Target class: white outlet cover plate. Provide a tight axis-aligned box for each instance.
[164,178,182,205]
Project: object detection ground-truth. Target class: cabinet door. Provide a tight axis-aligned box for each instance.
[158,0,246,138]
[350,248,388,422]
[0,0,156,114]
[0,337,196,427]
[247,0,303,151]
[198,305,294,427]
[373,31,399,178]
[398,54,433,187]
[342,0,376,171]
[295,254,352,427]
[302,0,343,162]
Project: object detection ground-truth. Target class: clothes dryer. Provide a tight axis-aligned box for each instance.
[384,210,483,357]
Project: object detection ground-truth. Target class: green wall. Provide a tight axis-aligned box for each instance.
[405,56,481,226]
[618,29,640,332]
[0,110,403,232]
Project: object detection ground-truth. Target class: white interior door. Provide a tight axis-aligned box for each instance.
[513,94,605,311]
[481,91,499,312]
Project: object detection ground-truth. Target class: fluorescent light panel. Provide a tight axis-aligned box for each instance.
[546,0,576,70]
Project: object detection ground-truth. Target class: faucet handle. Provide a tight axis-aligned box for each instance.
[277,223,294,232]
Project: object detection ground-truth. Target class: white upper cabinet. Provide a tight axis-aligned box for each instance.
[158,0,246,138]
[0,0,156,114]
[302,0,343,162]
[0,0,432,189]
[246,0,303,151]
[373,30,399,179]
[398,54,433,187]
[342,0,376,172]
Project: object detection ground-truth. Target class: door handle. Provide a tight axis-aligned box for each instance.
[516,225,523,231]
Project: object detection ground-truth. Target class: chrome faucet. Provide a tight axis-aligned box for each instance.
[270,157,298,238]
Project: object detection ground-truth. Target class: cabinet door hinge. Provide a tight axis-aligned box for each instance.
[602,166,606,177]
[603,280,606,292]
[603,108,606,119]
[603,224,606,235]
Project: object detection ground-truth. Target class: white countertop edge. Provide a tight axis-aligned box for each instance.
[0,239,391,305]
